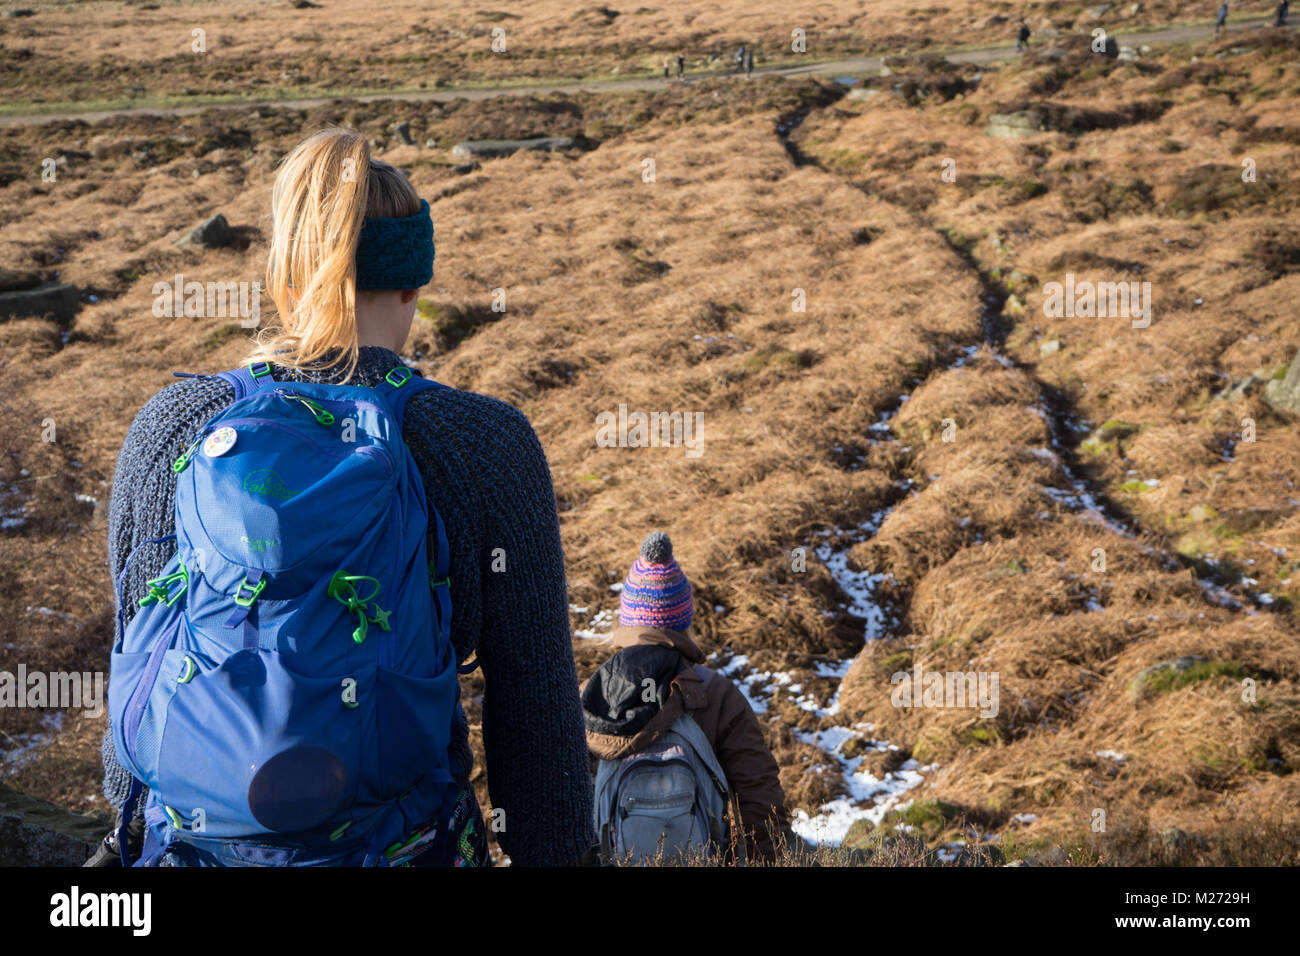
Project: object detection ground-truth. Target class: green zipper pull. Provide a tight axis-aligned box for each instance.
[173,433,204,473]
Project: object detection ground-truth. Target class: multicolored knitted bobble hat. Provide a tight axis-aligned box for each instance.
[618,531,694,632]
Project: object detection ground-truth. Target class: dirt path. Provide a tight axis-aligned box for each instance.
[0,17,1287,129]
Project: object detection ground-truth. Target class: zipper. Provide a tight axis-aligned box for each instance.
[216,417,344,460]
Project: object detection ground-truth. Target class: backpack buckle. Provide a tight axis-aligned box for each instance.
[385,366,412,388]
[233,575,266,607]
[140,564,189,607]
[249,362,272,379]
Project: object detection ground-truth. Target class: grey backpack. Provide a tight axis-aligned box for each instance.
[593,667,731,865]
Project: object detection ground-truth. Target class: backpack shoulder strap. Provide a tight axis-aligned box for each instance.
[372,364,447,431]
[372,364,459,658]
[211,361,276,400]
[669,712,730,799]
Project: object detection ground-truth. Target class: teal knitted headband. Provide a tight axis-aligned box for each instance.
[354,198,434,291]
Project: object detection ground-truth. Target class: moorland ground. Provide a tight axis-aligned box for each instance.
[2,2,1299,864]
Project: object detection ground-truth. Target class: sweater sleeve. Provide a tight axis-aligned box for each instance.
[102,379,234,812]
[473,405,595,866]
[712,679,789,862]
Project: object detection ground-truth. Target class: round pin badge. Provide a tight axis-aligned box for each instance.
[203,426,238,458]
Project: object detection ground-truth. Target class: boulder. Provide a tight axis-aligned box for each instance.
[846,87,881,102]
[984,109,1047,138]
[0,785,111,866]
[449,137,576,160]
[177,213,233,249]
[1264,355,1300,414]
[0,283,79,323]
[1129,655,1206,699]
[1086,3,1112,18]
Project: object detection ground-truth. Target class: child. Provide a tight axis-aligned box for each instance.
[582,532,788,863]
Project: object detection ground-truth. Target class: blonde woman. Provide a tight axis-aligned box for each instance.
[90,128,593,867]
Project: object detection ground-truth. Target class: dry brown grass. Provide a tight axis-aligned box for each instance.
[3,14,1299,865]
[1,0,1283,112]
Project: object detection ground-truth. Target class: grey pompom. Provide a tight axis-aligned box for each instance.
[639,531,674,564]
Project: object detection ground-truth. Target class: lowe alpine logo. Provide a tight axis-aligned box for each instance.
[242,469,298,502]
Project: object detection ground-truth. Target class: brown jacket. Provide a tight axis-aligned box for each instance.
[583,625,788,861]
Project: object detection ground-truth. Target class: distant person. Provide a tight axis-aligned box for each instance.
[662,58,670,77]
[735,45,746,74]
[1016,21,1031,51]
[584,532,789,864]
[676,51,685,76]
[1215,1,1228,34]
[87,127,593,868]
[1276,0,1288,26]
[744,48,754,74]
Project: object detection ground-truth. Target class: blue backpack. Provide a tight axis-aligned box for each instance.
[109,361,471,866]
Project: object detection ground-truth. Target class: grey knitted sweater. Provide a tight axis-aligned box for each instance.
[102,346,593,866]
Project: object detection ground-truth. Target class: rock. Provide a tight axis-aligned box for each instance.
[1129,655,1207,699]
[983,13,1008,27]
[1127,2,1143,14]
[424,138,438,149]
[4,8,36,17]
[0,785,111,866]
[984,109,1047,139]
[391,121,414,146]
[290,0,321,8]
[1264,354,1300,414]
[1040,27,1060,37]
[451,163,479,175]
[1040,338,1061,355]
[0,267,41,293]
[1043,46,1067,60]
[177,213,233,249]
[846,87,881,102]
[1118,46,1139,62]
[1187,504,1218,523]
[1086,3,1112,18]
[1080,418,1141,455]
[450,137,576,160]
[0,283,79,324]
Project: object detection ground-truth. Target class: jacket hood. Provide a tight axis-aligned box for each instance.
[606,624,706,663]
[582,626,710,760]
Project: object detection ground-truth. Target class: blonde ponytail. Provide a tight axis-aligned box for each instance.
[247,128,421,380]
